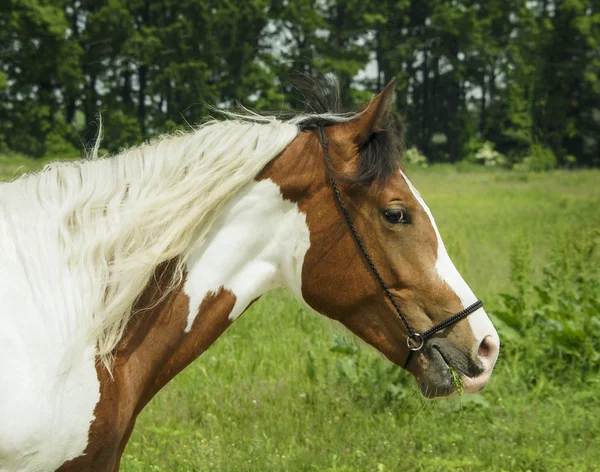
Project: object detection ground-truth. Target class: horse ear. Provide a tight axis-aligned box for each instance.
[350,78,396,146]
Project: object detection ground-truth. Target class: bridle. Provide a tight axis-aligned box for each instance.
[316,127,483,368]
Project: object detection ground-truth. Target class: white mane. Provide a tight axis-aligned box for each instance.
[2,112,356,369]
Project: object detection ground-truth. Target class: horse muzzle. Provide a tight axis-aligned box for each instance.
[417,335,499,398]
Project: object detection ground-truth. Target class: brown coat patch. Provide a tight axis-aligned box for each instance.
[58,262,236,471]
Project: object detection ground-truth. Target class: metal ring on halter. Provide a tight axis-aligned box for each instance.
[407,333,424,351]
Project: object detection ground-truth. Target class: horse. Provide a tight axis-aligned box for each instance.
[0,79,500,471]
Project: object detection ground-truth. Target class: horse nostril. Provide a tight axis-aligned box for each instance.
[478,335,499,361]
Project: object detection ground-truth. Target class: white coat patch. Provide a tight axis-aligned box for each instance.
[184,179,311,330]
[0,193,100,471]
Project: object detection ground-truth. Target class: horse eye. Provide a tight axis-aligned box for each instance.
[384,209,407,224]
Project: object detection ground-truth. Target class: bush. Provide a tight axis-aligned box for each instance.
[44,131,79,159]
[495,230,600,381]
[404,147,428,167]
[473,141,507,167]
[514,144,557,172]
[101,110,143,153]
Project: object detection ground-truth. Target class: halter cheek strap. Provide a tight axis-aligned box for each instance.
[316,127,483,368]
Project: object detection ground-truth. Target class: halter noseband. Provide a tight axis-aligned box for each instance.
[316,127,483,368]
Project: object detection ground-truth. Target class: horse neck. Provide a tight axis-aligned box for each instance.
[100,164,313,418]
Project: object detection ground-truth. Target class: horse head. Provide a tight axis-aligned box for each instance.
[265,80,500,397]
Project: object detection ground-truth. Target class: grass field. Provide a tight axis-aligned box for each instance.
[1,157,599,471]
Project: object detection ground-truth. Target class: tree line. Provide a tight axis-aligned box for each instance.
[1,0,599,167]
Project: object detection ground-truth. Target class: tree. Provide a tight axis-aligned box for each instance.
[0,0,598,167]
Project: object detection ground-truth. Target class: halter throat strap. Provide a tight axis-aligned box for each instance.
[315,127,483,368]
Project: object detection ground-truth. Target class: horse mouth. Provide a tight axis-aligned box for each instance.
[418,346,484,398]
[434,346,470,377]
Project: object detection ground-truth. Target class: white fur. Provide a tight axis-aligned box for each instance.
[398,170,499,346]
[184,179,310,329]
[0,191,100,471]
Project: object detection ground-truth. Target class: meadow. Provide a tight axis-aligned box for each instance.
[1,158,599,471]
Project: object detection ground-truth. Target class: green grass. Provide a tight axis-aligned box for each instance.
[2,158,599,471]
[123,167,600,471]
[0,152,79,179]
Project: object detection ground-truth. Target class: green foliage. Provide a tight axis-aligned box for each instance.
[2,0,599,166]
[514,144,558,172]
[473,141,508,167]
[329,335,411,410]
[449,366,464,397]
[496,230,600,379]
[100,110,143,154]
[44,131,79,159]
[42,115,79,159]
[403,147,429,167]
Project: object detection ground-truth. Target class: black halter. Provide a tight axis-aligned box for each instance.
[316,127,483,368]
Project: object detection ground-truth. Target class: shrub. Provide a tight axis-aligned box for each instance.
[514,144,557,172]
[495,230,600,381]
[473,141,507,167]
[44,131,79,159]
[101,110,143,153]
[404,147,428,167]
